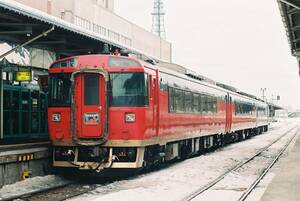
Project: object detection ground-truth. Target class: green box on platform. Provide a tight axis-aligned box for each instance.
[2,84,48,141]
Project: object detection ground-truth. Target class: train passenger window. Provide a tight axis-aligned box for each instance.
[213,97,218,113]
[207,96,213,114]
[235,101,255,115]
[192,94,199,113]
[239,103,243,114]
[169,88,175,112]
[108,57,140,67]
[160,78,168,91]
[185,91,192,113]
[175,89,184,113]
[198,94,202,113]
[201,94,207,114]
[235,101,241,115]
[109,73,149,107]
[84,75,99,106]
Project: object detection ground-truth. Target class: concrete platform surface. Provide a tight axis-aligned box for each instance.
[261,134,300,201]
[0,142,51,187]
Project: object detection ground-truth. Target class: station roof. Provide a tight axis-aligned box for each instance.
[0,0,154,61]
[278,0,300,75]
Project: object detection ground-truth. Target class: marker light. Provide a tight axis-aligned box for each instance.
[52,113,61,122]
[125,113,136,123]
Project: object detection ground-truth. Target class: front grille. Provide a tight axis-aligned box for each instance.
[112,147,137,162]
[54,147,75,161]
[78,147,109,162]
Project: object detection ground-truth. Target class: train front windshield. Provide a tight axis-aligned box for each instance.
[109,72,149,107]
[49,74,71,107]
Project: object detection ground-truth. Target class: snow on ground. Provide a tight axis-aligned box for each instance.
[0,118,298,201]
[192,124,298,201]
[0,175,71,200]
[68,118,300,201]
[245,125,299,201]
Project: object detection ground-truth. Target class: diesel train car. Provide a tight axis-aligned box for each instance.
[48,54,269,171]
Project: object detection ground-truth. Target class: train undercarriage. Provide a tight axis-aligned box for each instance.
[53,125,268,172]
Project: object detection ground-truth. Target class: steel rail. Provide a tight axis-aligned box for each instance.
[19,183,93,201]
[181,125,299,201]
[238,127,300,201]
[0,181,74,201]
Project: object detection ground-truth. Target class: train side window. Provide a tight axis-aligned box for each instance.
[234,101,237,114]
[193,93,199,113]
[84,75,99,105]
[240,102,243,114]
[168,87,175,112]
[235,101,243,115]
[198,94,202,114]
[213,97,218,113]
[201,94,207,114]
[175,89,184,113]
[207,96,213,114]
[185,91,192,113]
[160,78,168,91]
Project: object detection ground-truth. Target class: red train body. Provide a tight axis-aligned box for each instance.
[48,54,269,170]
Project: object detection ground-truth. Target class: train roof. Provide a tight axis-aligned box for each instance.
[152,61,266,103]
[50,54,267,105]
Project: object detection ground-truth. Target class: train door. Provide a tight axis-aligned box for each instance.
[153,73,159,136]
[255,102,259,128]
[149,73,158,137]
[74,73,106,139]
[229,96,233,132]
[225,94,233,133]
[225,95,229,132]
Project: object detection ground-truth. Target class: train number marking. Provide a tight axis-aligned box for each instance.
[84,113,100,125]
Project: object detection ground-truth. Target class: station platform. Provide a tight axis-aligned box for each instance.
[0,141,51,187]
[261,134,300,201]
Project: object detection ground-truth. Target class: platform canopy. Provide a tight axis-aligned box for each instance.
[0,0,153,62]
[278,0,300,75]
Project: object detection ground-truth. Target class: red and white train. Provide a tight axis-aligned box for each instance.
[48,54,269,171]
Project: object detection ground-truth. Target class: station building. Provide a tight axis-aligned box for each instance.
[13,0,172,62]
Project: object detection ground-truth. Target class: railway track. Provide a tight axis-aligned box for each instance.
[181,125,300,201]
[1,125,293,201]
[19,183,98,201]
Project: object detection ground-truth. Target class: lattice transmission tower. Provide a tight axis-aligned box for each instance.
[151,0,166,39]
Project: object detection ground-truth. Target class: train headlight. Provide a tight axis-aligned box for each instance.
[52,113,61,122]
[125,113,136,123]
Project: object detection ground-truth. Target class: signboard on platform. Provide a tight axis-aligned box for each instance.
[15,71,31,81]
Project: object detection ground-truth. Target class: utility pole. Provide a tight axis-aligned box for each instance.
[151,0,166,39]
[261,88,267,101]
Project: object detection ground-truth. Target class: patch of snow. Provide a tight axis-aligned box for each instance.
[0,175,71,200]
[68,119,300,201]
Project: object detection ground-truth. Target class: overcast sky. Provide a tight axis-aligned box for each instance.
[115,0,300,110]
